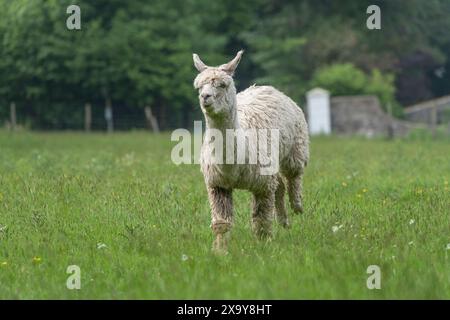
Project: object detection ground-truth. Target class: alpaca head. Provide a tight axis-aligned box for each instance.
[193,50,243,118]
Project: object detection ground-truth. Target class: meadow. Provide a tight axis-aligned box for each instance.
[0,130,449,299]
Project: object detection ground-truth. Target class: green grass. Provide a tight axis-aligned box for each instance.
[0,131,449,299]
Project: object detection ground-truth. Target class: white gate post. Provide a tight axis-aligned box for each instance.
[306,88,331,135]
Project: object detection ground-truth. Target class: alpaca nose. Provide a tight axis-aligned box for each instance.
[201,93,212,100]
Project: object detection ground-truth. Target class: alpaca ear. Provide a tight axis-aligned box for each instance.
[219,50,244,76]
[193,53,208,73]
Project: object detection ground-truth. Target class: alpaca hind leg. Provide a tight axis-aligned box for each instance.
[287,175,304,214]
[275,177,290,228]
[252,192,275,239]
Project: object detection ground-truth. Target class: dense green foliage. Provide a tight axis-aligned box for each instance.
[311,64,401,117]
[0,131,449,298]
[1,0,449,129]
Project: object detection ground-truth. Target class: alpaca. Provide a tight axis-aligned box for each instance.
[193,50,309,252]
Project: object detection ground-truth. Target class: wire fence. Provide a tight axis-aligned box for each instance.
[2,103,202,132]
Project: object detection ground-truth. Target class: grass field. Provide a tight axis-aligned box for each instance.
[0,131,449,299]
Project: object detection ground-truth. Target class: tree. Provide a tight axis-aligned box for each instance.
[1,0,450,129]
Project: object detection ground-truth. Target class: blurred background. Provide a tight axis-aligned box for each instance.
[1,0,449,133]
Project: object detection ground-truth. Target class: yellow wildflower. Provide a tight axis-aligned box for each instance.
[32,256,42,264]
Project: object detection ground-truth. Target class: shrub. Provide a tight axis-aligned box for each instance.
[310,63,403,117]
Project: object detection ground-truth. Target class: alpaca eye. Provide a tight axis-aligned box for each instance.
[219,83,227,89]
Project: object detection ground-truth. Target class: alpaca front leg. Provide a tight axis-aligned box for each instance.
[207,186,233,253]
[252,192,275,239]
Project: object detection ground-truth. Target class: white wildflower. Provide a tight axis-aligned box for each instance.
[97,242,107,249]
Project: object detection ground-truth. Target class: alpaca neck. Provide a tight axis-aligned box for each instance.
[202,90,241,168]
[205,108,239,132]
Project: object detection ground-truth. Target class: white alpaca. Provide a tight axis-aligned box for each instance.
[193,50,309,252]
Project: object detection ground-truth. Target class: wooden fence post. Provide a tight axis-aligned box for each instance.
[144,106,160,133]
[84,103,92,132]
[105,97,113,133]
[10,102,16,131]
[431,103,438,138]
[386,102,394,139]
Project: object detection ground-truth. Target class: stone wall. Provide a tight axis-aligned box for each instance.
[330,95,422,137]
